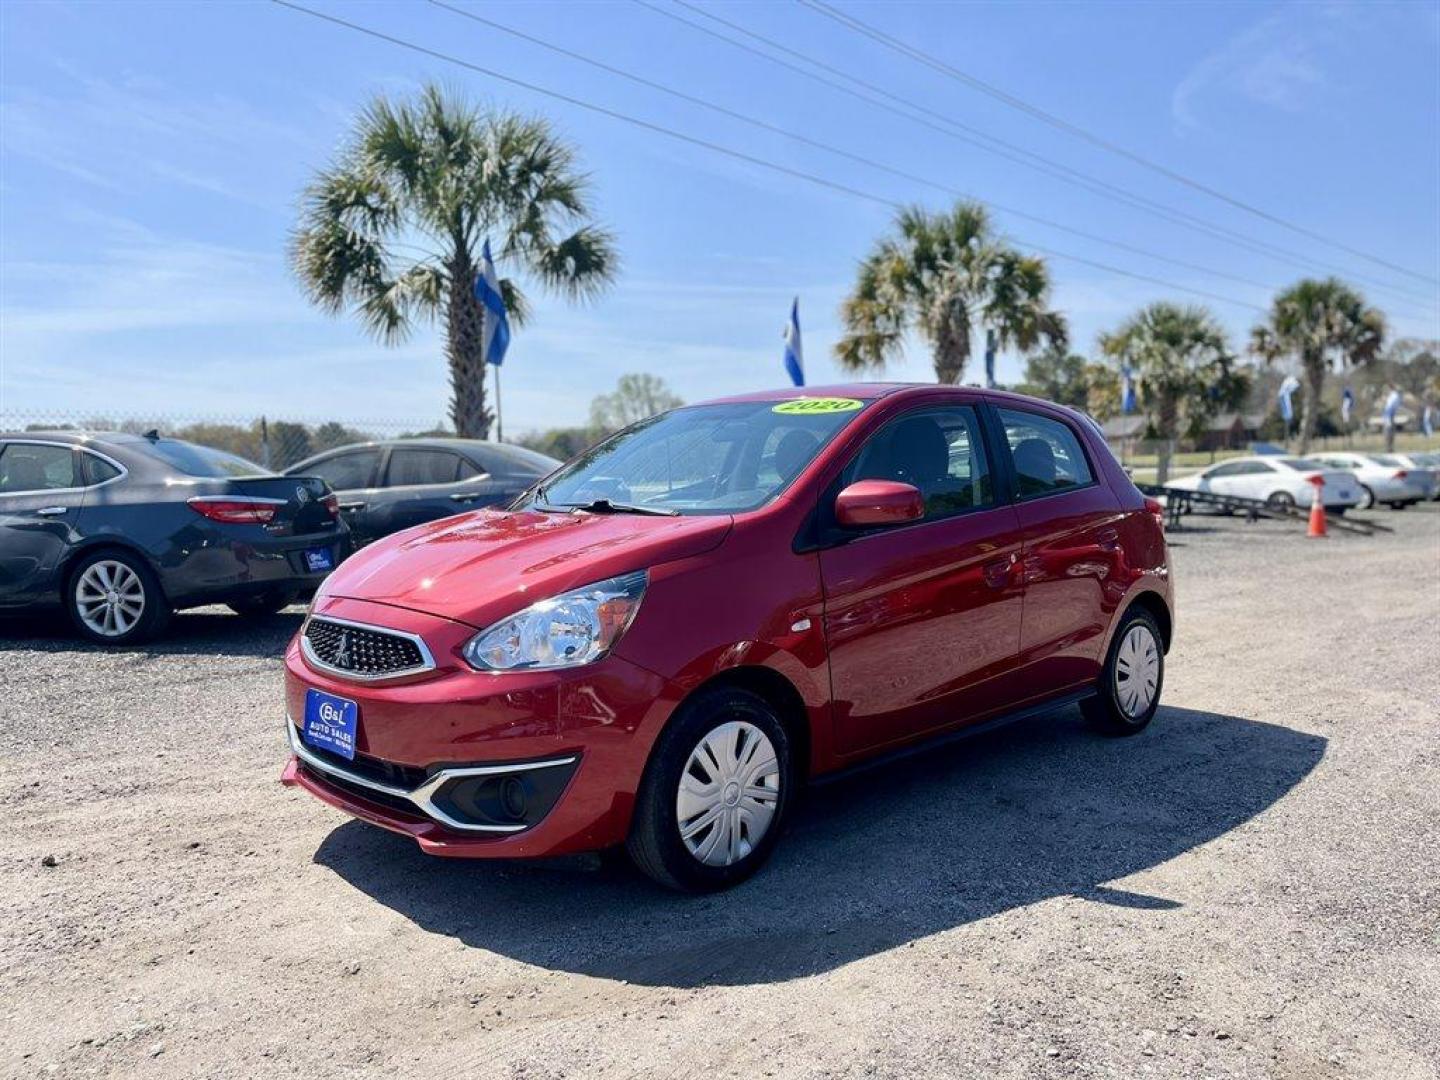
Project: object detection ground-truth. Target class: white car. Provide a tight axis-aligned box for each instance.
[1386,452,1440,501]
[1167,455,1361,511]
[1311,452,1431,509]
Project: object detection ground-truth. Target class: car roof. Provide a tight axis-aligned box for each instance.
[0,430,140,450]
[697,383,1074,411]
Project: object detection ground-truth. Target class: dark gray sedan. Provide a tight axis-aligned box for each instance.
[284,438,559,548]
[0,431,348,644]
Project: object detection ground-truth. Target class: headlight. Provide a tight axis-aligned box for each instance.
[462,571,648,672]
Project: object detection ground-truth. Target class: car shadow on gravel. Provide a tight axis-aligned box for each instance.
[0,607,302,659]
[313,705,1324,988]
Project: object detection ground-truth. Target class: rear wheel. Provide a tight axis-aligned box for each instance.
[66,550,170,646]
[1082,608,1164,737]
[227,590,299,617]
[1265,491,1296,512]
[626,686,793,892]
[1357,484,1376,510]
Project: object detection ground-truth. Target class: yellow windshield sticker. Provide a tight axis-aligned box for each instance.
[772,397,864,415]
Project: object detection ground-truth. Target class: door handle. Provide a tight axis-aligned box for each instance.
[36,506,67,517]
[449,493,478,502]
[338,501,366,512]
[982,553,1017,588]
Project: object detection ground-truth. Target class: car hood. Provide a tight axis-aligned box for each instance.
[319,507,732,628]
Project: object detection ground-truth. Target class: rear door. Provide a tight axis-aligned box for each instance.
[993,405,1126,692]
[819,403,1025,755]
[0,441,88,607]
[295,448,383,546]
[366,447,491,537]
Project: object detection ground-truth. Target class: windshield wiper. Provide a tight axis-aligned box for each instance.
[564,498,679,517]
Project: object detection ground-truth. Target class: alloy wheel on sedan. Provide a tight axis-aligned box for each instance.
[676,720,781,867]
[75,559,147,637]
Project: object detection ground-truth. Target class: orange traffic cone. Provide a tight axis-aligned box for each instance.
[1307,477,1327,538]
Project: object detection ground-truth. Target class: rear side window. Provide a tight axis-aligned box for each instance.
[845,406,993,520]
[304,450,379,490]
[0,443,77,492]
[386,449,464,487]
[997,408,1094,497]
[82,454,122,485]
[145,439,267,478]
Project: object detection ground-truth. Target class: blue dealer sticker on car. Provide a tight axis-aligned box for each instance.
[305,548,334,572]
[302,688,358,760]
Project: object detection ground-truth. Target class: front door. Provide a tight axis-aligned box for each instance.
[819,405,1024,756]
[0,441,87,607]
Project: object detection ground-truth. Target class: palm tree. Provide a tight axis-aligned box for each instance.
[1100,303,1242,484]
[291,85,618,438]
[1249,278,1384,455]
[835,202,1066,384]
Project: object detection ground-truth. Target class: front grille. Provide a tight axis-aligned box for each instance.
[303,617,428,677]
[304,739,428,790]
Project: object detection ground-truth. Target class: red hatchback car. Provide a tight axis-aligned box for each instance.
[282,385,1173,891]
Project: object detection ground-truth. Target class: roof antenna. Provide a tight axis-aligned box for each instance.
[142,429,161,441]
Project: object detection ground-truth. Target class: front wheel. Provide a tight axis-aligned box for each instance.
[626,687,793,892]
[66,550,170,645]
[1266,491,1296,512]
[1082,608,1164,737]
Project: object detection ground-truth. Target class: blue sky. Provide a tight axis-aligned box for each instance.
[2,0,1437,435]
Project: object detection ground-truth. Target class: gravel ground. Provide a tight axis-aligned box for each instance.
[2,504,1437,1080]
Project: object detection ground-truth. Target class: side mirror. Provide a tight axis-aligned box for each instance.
[834,480,924,528]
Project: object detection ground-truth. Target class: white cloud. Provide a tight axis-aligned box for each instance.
[1172,10,1332,131]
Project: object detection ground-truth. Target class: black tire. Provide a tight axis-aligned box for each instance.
[626,686,794,892]
[65,548,170,646]
[1081,607,1165,737]
[1265,491,1296,512]
[1386,502,1407,511]
[1357,484,1376,510]
[227,590,299,618]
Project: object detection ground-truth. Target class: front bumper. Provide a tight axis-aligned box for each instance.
[280,596,680,858]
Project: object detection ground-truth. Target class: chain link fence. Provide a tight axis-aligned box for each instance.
[0,411,452,471]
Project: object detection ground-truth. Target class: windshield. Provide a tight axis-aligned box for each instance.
[519,399,870,515]
[142,438,270,478]
[1278,458,1327,471]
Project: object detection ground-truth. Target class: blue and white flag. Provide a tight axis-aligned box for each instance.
[1341,385,1354,425]
[1278,375,1301,423]
[475,239,510,367]
[983,329,997,389]
[783,297,803,387]
[1424,404,1435,437]
[1382,388,1402,425]
[1121,366,1137,415]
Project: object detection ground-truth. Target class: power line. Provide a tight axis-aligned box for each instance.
[649,0,1438,311]
[269,0,1279,319]
[426,0,1288,299]
[798,0,1439,287]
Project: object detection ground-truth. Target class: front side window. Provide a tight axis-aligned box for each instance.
[843,406,993,519]
[525,399,870,515]
[997,408,1094,497]
[0,443,77,493]
[305,450,380,490]
[386,448,464,487]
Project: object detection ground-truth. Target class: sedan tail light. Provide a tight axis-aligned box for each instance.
[321,493,340,518]
[1143,496,1165,526]
[1394,470,1409,480]
[187,496,284,524]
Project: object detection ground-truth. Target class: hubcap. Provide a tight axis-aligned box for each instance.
[75,560,145,637]
[676,720,780,867]
[1115,624,1160,718]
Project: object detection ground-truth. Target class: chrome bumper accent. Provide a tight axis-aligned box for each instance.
[286,717,576,834]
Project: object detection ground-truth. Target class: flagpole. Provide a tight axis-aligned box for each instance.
[494,363,503,443]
